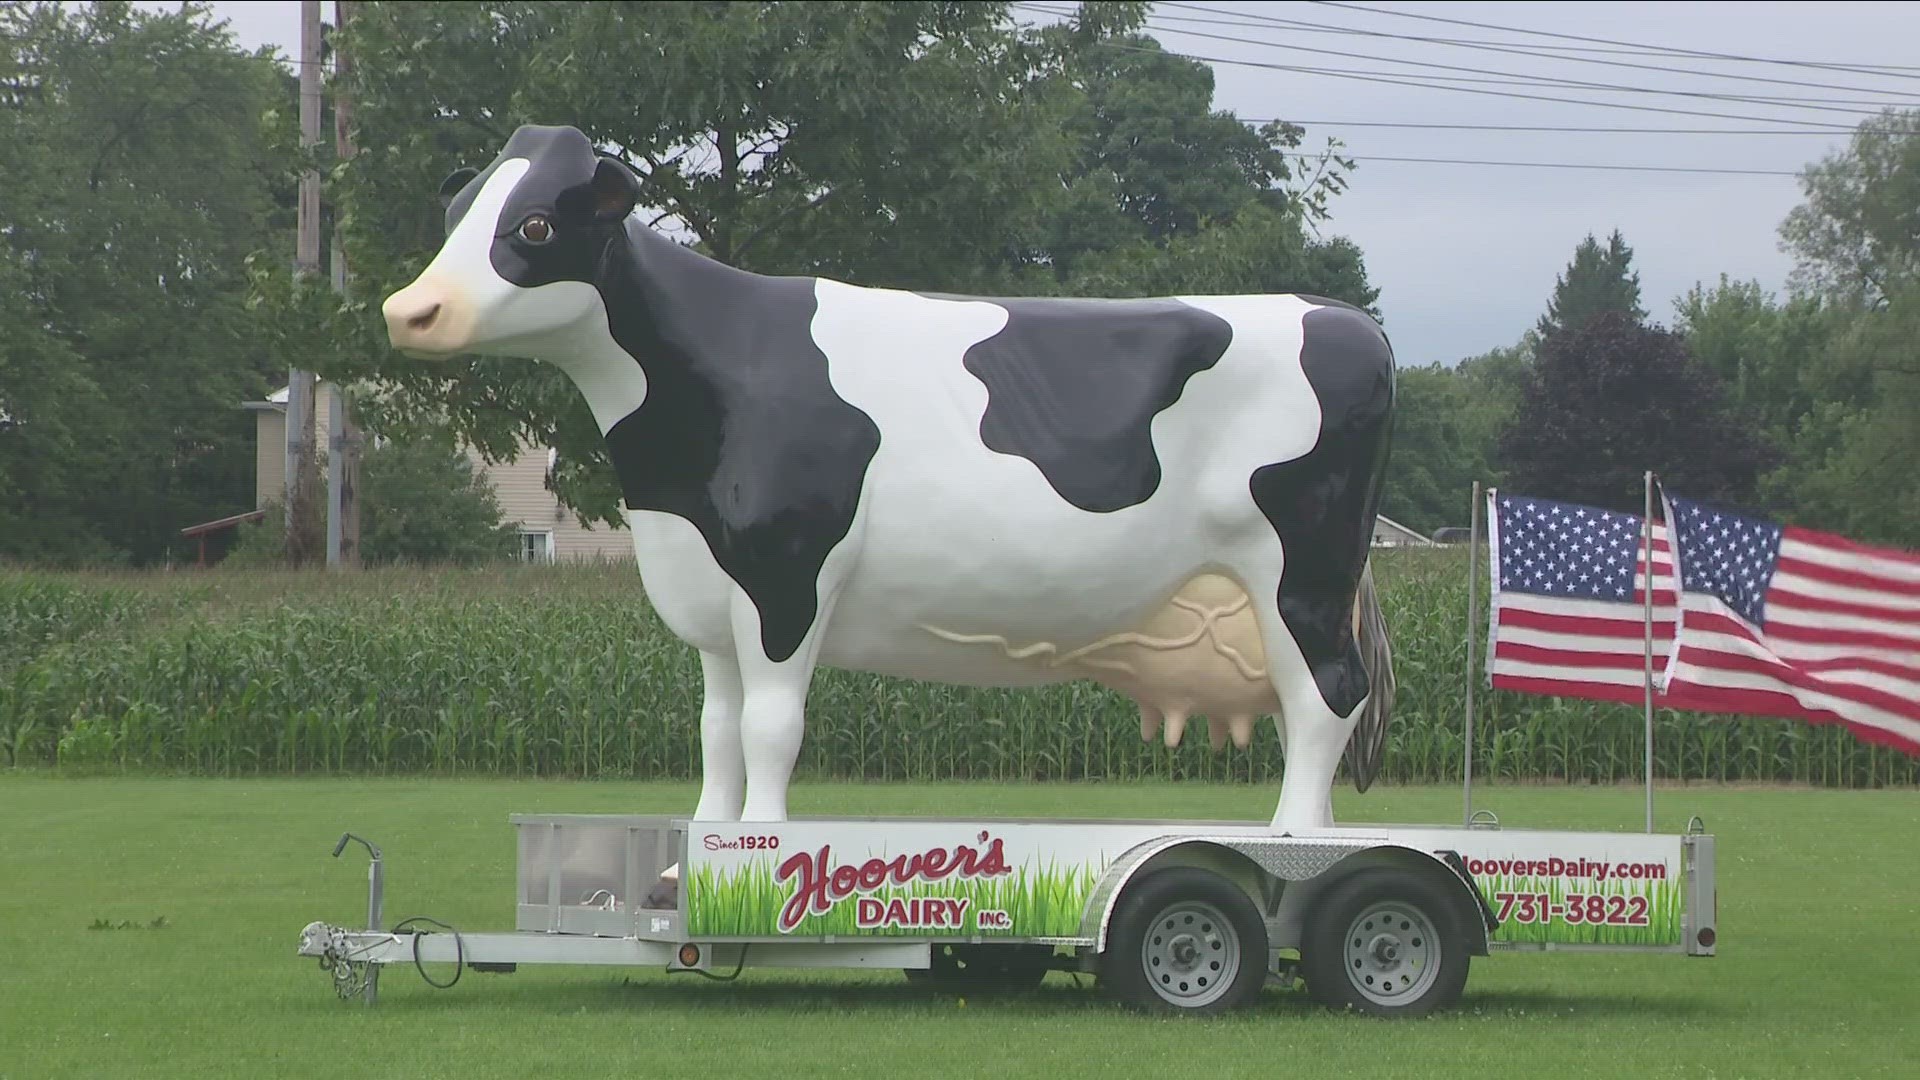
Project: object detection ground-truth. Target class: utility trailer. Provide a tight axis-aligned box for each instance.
[298,810,1716,1017]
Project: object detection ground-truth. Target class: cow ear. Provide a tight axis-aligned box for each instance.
[438,167,478,208]
[588,154,639,222]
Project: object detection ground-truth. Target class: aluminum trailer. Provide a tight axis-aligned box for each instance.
[298,809,1715,1018]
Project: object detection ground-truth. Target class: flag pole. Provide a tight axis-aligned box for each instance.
[1642,470,1656,834]
[1464,480,1482,826]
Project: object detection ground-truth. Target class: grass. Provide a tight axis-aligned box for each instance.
[3,777,1917,1079]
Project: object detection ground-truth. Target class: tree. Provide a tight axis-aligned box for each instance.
[1780,107,1920,307]
[356,438,520,566]
[1760,283,1920,545]
[253,0,1375,529]
[1536,229,1646,339]
[0,0,290,566]
[1378,363,1490,534]
[224,436,519,568]
[1497,312,1776,513]
[1673,275,1851,443]
[1765,106,1920,545]
[1025,8,1357,286]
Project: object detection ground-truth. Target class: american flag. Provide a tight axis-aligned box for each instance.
[1485,490,1678,704]
[1659,495,1920,756]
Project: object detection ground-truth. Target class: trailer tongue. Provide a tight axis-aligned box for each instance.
[297,810,1714,1017]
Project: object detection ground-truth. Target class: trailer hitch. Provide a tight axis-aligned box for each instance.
[330,833,384,1005]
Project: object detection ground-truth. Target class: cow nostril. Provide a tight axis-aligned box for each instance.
[407,304,441,331]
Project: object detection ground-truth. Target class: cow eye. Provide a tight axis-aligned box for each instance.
[516,216,554,244]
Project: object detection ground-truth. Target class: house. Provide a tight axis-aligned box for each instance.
[1370,514,1433,548]
[243,382,632,563]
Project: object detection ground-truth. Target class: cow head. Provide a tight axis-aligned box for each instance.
[382,124,640,359]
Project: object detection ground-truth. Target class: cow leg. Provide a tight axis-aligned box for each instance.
[1224,555,1367,832]
[691,650,745,821]
[1270,719,1336,826]
[644,650,745,909]
[1267,630,1365,832]
[731,587,840,824]
[1230,297,1394,828]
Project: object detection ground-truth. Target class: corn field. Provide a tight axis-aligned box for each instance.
[2,553,1913,786]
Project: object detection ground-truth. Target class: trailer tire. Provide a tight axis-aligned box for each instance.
[1098,866,1268,1015]
[1300,866,1471,1018]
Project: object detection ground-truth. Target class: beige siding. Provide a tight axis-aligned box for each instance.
[252,383,337,508]
[464,441,632,563]
[254,411,284,508]
[251,383,625,564]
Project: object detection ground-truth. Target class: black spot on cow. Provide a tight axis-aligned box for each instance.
[441,125,646,293]
[1250,301,1396,718]
[599,238,881,665]
[444,125,880,665]
[926,295,1233,513]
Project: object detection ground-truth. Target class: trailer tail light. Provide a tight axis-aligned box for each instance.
[1697,927,1715,949]
[678,943,701,967]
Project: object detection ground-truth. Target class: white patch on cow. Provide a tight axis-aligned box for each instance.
[800,278,1325,691]
[623,507,736,653]
[539,288,648,435]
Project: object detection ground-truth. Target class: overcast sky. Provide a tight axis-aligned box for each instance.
[186,0,1920,367]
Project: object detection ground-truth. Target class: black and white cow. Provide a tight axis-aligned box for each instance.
[383,124,1397,832]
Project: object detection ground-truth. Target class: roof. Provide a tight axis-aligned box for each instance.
[1373,514,1433,544]
[243,384,340,411]
[179,508,267,537]
[242,385,289,412]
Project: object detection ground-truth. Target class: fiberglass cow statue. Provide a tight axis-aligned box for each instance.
[382,124,1397,835]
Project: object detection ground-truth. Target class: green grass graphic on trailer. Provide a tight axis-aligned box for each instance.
[688,857,1104,938]
[1475,871,1686,946]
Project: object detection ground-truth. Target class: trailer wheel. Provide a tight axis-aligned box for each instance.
[1300,867,1470,1018]
[1098,866,1268,1014]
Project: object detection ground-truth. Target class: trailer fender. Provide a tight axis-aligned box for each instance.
[1081,836,1378,951]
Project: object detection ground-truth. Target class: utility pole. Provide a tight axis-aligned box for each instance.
[326,0,362,569]
[286,0,323,566]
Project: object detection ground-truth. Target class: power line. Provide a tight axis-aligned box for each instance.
[1138,2,1920,99]
[1076,14,1913,117]
[1243,119,1886,136]
[1137,3,1920,72]
[1276,150,1800,177]
[1306,0,1920,82]
[1145,27,1916,110]
[1094,41,1868,130]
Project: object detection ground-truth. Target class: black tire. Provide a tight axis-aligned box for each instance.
[1299,866,1472,1018]
[1097,866,1269,1015]
[904,943,1051,990]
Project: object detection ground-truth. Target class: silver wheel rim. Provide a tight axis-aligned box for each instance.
[1343,900,1441,1007]
[1139,900,1240,1007]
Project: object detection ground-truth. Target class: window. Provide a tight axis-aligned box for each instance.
[519,529,554,564]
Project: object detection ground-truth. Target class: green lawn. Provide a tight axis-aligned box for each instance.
[2,777,1915,1078]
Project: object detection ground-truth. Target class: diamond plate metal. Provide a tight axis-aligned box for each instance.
[1213,838,1377,881]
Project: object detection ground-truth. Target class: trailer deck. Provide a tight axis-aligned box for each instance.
[298,809,1714,1017]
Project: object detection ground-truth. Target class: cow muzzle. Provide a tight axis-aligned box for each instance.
[382,281,469,357]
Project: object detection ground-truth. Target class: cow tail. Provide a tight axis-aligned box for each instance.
[1343,557,1395,794]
